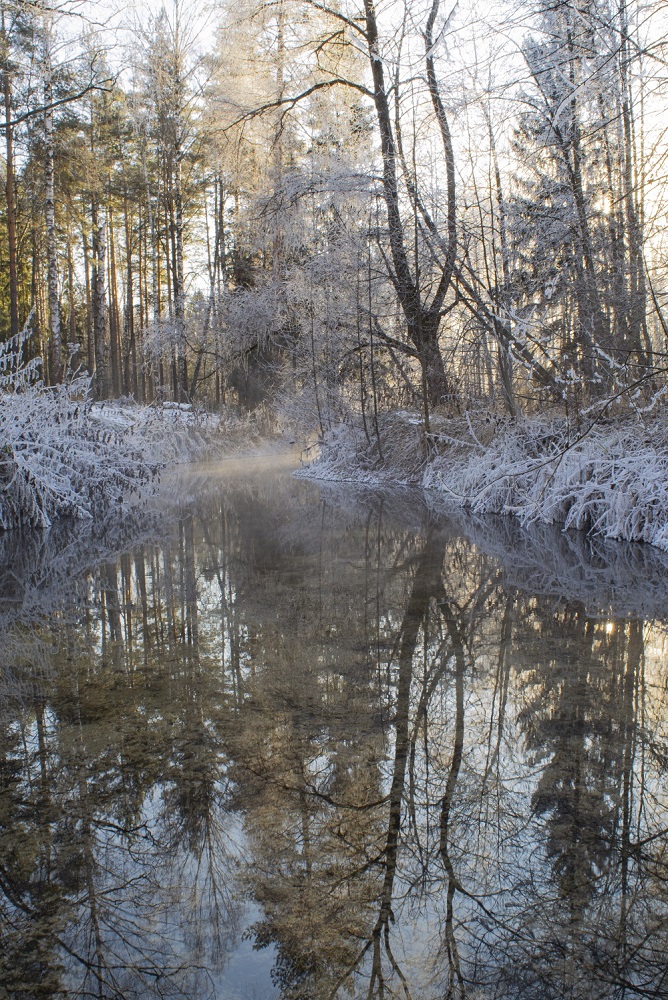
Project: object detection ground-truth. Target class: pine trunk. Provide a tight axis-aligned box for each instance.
[91,195,108,398]
[174,156,187,401]
[2,6,19,339]
[43,20,62,382]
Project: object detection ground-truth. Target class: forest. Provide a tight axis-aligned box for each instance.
[1,0,668,538]
[3,4,668,995]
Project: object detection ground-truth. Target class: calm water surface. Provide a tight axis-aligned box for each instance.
[1,456,668,1000]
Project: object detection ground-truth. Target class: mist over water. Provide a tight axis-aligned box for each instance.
[1,460,667,999]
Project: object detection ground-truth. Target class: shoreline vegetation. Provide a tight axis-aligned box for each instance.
[3,317,667,556]
[0,325,268,529]
[3,314,668,553]
[296,409,668,553]
[1,0,666,562]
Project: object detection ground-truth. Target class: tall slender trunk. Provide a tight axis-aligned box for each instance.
[564,16,607,373]
[214,175,226,404]
[619,0,648,364]
[91,193,108,398]
[424,0,456,294]
[43,14,62,382]
[487,109,517,416]
[1,5,19,339]
[31,221,42,354]
[82,219,94,375]
[66,225,76,352]
[167,168,177,398]
[123,186,137,398]
[137,214,147,401]
[272,0,285,282]
[107,190,121,395]
[173,155,187,400]
[599,90,629,350]
[140,133,158,401]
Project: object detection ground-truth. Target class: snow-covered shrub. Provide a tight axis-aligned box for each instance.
[296,420,385,483]
[0,333,156,529]
[299,411,668,553]
[0,327,160,529]
[90,398,221,466]
[424,418,668,550]
[0,322,289,530]
[295,410,430,485]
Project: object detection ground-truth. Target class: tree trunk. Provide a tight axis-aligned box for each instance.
[564,16,607,375]
[1,5,19,339]
[488,110,517,416]
[43,16,62,382]
[123,187,137,398]
[410,314,451,409]
[362,0,454,411]
[67,226,76,354]
[107,192,121,395]
[619,0,648,365]
[140,132,159,401]
[82,221,94,375]
[91,194,108,398]
[173,155,188,401]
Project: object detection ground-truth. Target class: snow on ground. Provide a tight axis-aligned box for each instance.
[296,411,668,553]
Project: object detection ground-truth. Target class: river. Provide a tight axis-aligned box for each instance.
[1,455,667,999]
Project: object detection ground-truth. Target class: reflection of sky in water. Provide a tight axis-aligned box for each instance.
[0,461,667,998]
[212,918,278,1000]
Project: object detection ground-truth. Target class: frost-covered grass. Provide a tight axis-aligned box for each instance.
[297,410,668,552]
[0,328,244,530]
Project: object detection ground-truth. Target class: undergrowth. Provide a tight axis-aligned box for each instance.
[297,410,668,552]
[0,325,235,530]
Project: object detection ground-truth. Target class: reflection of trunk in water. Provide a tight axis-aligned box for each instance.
[182,514,199,658]
[134,545,150,668]
[426,567,501,999]
[481,592,514,796]
[120,552,134,679]
[101,561,123,671]
[616,618,643,979]
[334,529,447,999]
[439,601,466,998]
[516,608,651,995]
[4,482,668,999]
[347,538,500,999]
[199,504,244,704]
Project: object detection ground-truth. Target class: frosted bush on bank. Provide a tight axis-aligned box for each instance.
[0,365,153,529]
[298,413,668,552]
[0,327,217,530]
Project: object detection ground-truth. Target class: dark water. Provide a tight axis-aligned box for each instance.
[2,456,668,1000]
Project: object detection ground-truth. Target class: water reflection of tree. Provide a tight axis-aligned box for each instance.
[525,608,620,917]
[226,503,506,999]
[226,491,668,1000]
[224,500,400,998]
[0,516,239,998]
[1,477,668,999]
[497,605,668,999]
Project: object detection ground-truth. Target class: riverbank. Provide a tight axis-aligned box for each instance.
[0,388,265,530]
[296,410,668,552]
